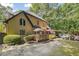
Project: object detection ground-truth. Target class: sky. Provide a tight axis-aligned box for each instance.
[1,3,32,12]
[12,3,31,12]
[0,0,78,3]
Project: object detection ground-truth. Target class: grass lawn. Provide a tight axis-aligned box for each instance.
[49,39,79,56]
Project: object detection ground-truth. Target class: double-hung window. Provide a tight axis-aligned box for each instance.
[20,18,25,26]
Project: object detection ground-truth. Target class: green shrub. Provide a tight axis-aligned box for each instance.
[3,35,21,45]
[0,23,4,32]
[0,32,6,44]
[24,35,35,42]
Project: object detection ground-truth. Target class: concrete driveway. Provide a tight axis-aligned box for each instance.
[1,39,62,56]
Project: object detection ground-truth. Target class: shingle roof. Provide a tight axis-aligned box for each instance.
[26,12,45,21]
[4,11,47,23]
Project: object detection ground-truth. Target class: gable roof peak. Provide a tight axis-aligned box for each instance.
[4,10,47,23]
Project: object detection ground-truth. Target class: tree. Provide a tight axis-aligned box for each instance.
[0,4,13,32]
[29,3,79,34]
[0,4,13,20]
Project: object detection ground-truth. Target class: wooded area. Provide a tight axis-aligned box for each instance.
[0,4,13,32]
[0,3,79,56]
[29,3,79,34]
[0,3,79,34]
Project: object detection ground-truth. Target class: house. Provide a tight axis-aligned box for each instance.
[4,11,49,35]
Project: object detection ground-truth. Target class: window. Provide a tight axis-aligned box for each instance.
[20,18,26,26]
[20,18,22,25]
[37,21,39,25]
[23,20,25,26]
[20,29,25,35]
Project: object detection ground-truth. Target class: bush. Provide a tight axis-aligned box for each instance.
[0,32,6,44]
[0,23,4,32]
[3,35,21,45]
[24,35,35,42]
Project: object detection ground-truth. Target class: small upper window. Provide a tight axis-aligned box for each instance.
[20,18,25,26]
[37,21,39,25]
[20,18,22,25]
[23,19,25,26]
